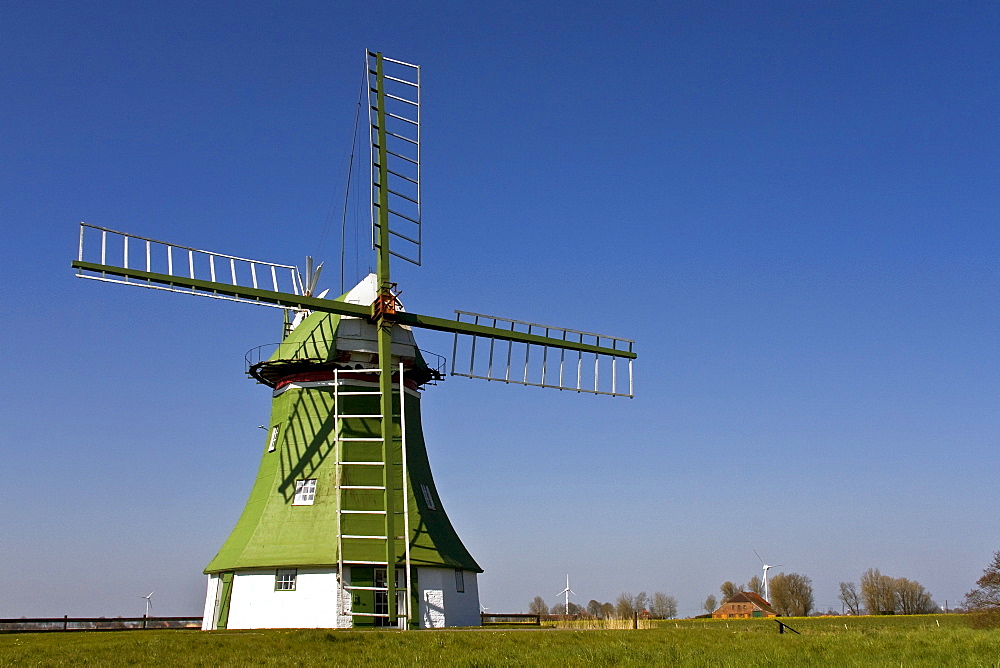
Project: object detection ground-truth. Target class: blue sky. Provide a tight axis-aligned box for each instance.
[2,1,997,618]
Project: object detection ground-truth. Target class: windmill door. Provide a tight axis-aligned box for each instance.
[349,566,384,627]
[215,572,234,629]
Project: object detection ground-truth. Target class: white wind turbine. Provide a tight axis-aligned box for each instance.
[556,575,576,617]
[140,591,154,617]
[754,550,783,603]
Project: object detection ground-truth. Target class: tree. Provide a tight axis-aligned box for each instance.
[649,592,678,619]
[860,568,897,615]
[768,572,814,617]
[614,592,636,618]
[587,600,603,618]
[895,578,936,615]
[551,602,582,616]
[966,551,1000,611]
[838,581,862,616]
[528,596,548,616]
[704,594,718,614]
[600,602,614,619]
[719,581,742,602]
[634,591,649,615]
[747,575,764,596]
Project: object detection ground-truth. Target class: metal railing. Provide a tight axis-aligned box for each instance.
[245,342,446,379]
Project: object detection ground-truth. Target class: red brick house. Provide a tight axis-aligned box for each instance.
[712,591,777,618]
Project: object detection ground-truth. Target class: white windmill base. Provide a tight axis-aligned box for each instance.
[201,567,480,630]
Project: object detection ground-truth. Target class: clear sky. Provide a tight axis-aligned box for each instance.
[2,1,997,619]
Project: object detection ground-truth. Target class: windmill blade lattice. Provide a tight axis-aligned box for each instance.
[368,51,422,266]
[451,311,634,397]
[75,224,303,308]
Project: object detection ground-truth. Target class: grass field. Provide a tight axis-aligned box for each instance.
[2,615,998,666]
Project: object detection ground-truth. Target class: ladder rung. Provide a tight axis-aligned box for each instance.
[340,461,384,466]
[342,535,388,540]
[338,414,383,419]
[339,437,384,442]
[340,485,385,490]
[349,612,390,618]
[340,510,386,515]
[336,391,383,396]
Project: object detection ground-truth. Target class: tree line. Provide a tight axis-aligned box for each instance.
[838,568,938,615]
[528,591,679,619]
[524,551,1000,621]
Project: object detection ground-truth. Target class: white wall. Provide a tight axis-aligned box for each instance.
[225,569,343,630]
[201,565,479,630]
[418,568,480,628]
[201,575,221,630]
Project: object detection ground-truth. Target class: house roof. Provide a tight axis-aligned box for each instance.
[719,591,776,613]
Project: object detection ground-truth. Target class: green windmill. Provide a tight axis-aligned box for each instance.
[72,51,636,630]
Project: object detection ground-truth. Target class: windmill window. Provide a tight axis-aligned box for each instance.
[455,569,465,593]
[267,425,280,452]
[420,484,436,510]
[293,479,317,505]
[275,569,297,591]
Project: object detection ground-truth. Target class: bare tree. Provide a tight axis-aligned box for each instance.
[860,568,897,615]
[768,572,814,617]
[551,602,582,616]
[966,551,1000,611]
[634,591,649,616]
[528,596,548,616]
[704,594,718,614]
[895,578,936,614]
[838,581,862,615]
[614,592,637,619]
[720,581,743,602]
[747,575,764,596]
[649,592,678,619]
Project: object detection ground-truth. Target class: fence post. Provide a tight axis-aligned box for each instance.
[63,615,68,631]
[633,611,638,629]
[142,614,147,629]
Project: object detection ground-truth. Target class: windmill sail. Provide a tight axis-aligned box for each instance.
[368,51,422,266]
[74,224,304,308]
[450,311,634,397]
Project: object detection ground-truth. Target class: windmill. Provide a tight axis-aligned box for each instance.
[556,575,576,616]
[140,591,154,617]
[71,51,635,630]
[753,550,783,604]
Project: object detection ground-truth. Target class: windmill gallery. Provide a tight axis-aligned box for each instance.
[71,52,636,630]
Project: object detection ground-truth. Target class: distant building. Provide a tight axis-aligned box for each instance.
[712,591,777,618]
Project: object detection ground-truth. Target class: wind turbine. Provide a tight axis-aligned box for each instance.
[139,591,154,617]
[556,575,576,617]
[753,550,783,603]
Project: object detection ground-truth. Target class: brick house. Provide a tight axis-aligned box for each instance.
[712,591,777,618]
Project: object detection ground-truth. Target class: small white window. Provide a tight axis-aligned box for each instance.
[455,569,465,593]
[275,568,297,591]
[421,484,436,510]
[267,425,280,452]
[293,479,317,505]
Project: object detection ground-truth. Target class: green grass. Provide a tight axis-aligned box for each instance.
[2,615,998,666]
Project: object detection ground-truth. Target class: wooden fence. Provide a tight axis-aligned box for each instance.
[0,616,203,633]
